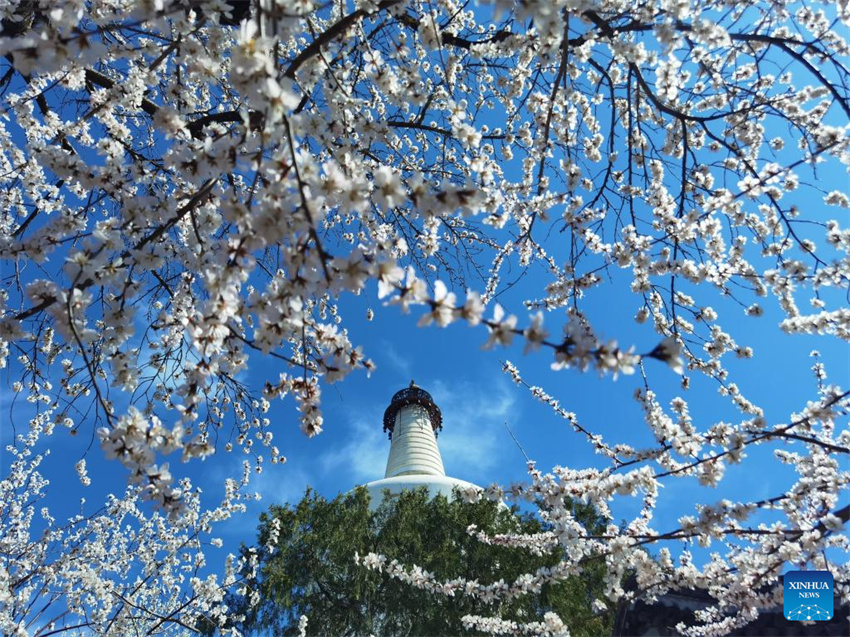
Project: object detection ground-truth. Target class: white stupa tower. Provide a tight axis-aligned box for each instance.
[363,381,480,506]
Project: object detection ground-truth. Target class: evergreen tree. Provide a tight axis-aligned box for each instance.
[224,487,612,636]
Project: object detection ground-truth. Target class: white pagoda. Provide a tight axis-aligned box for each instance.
[363,381,480,506]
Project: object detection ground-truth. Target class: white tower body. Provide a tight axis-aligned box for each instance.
[384,404,445,478]
[362,382,480,508]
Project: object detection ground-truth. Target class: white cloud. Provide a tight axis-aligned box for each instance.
[380,341,413,378]
[320,411,388,484]
[202,456,314,539]
[252,463,313,507]
[429,378,518,483]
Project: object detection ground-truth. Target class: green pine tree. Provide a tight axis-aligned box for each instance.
[220,487,613,636]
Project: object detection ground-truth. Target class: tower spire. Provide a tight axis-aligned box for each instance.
[382,383,444,478]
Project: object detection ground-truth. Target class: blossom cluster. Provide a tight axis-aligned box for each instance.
[0,410,259,636]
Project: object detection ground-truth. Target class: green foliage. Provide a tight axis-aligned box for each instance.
[224,488,613,636]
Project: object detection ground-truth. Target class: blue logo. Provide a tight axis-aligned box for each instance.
[784,570,833,621]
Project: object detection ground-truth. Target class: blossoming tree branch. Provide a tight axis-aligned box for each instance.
[0,0,848,634]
